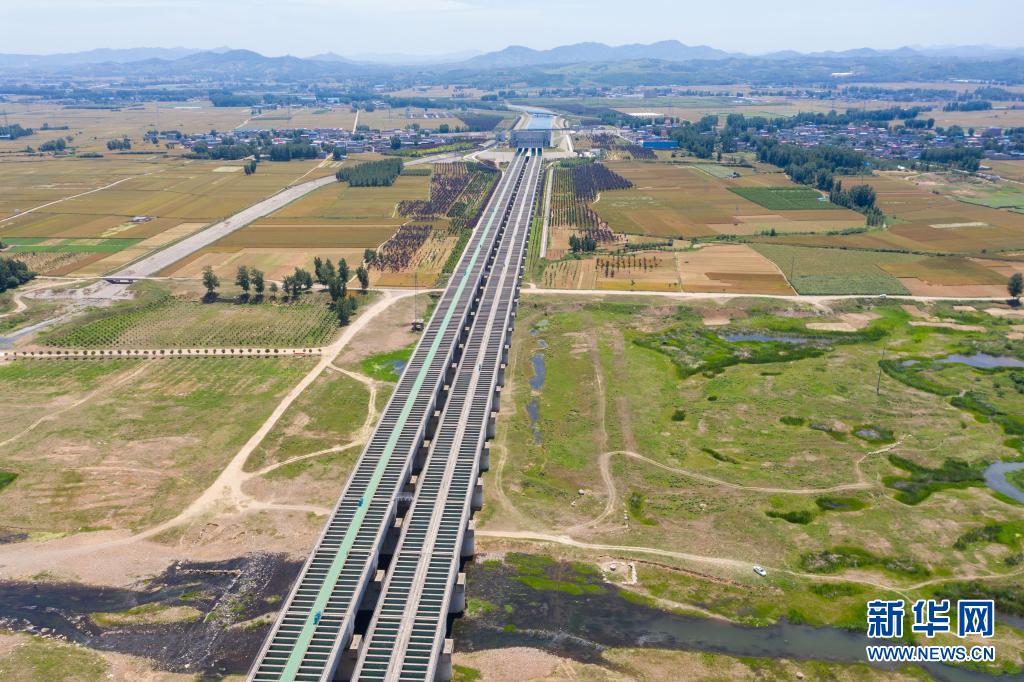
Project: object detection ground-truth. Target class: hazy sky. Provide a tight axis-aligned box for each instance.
[5,0,1022,57]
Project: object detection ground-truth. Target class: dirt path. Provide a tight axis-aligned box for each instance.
[610,449,874,495]
[477,529,1024,596]
[567,336,615,533]
[138,289,414,538]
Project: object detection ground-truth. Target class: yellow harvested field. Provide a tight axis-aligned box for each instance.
[70,222,207,276]
[897,279,1009,297]
[677,244,795,294]
[169,247,367,281]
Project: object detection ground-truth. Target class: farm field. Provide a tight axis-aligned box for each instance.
[0,156,339,276]
[0,100,251,154]
[759,172,1024,255]
[0,356,316,534]
[244,106,469,132]
[36,283,340,349]
[590,162,864,238]
[728,186,840,211]
[164,173,432,281]
[483,295,1024,673]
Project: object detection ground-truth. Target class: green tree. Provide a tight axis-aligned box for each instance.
[235,264,250,294]
[313,256,325,284]
[338,258,350,283]
[363,248,377,265]
[356,265,369,293]
[327,277,343,303]
[390,135,402,150]
[269,281,278,298]
[1010,272,1024,302]
[337,298,352,325]
[251,268,265,297]
[202,266,220,297]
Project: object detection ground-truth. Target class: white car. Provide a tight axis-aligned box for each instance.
[753,565,767,577]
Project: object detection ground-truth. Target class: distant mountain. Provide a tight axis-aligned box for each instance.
[458,40,733,68]
[344,50,482,65]
[0,47,220,70]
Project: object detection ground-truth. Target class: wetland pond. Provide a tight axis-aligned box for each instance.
[723,333,810,344]
[455,555,1015,682]
[0,553,301,677]
[985,461,1024,504]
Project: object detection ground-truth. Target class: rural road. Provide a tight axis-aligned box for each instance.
[111,174,338,279]
[522,286,1015,304]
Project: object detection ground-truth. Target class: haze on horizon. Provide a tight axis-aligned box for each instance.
[4,0,1023,59]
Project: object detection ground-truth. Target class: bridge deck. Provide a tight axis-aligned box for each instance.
[249,152,532,682]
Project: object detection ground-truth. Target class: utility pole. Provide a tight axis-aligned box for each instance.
[876,345,887,396]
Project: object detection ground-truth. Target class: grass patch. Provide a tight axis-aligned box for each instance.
[800,546,929,577]
[91,602,202,627]
[852,424,895,443]
[728,186,840,210]
[702,447,739,464]
[453,665,483,682]
[952,391,1024,437]
[885,454,987,505]
[360,343,415,381]
[0,471,17,491]
[515,575,605,596]
[627,491,657,525]
[879,359,957,396]
[779,415,805,426]
[815,496,868,512]
[953,521,1024,551]
[0,635,109,682]
[808,582,864,598]
[765,509,814,524]
[1008,469,1024,495]
[932,581,1024,617]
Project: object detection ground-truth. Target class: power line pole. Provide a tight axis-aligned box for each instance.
[876,345,887,396]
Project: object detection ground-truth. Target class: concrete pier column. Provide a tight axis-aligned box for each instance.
[461,520,476,558]
[435,639,454,682]
[472,477,484,512]
[449,573,466,614]
[479,444,490,473]
[334,634,362,681]
[492,385,501,412]
[487,411,497,439]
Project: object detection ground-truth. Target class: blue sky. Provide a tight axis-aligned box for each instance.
[5,0,1022,57]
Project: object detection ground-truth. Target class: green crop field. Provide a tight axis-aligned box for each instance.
[3,236,141,253]
[752,244,916,295]
[42,288,339,349]
[728,187,840,210]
